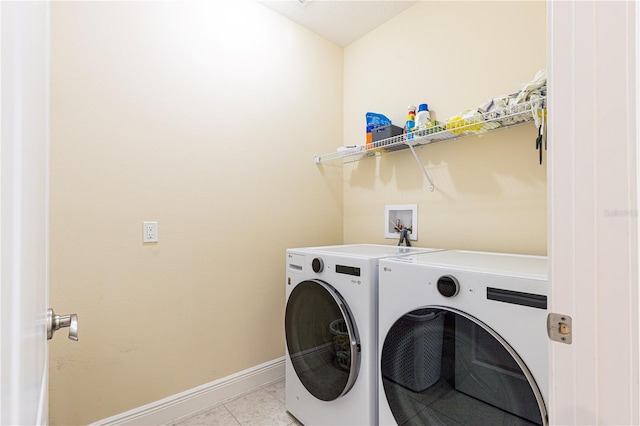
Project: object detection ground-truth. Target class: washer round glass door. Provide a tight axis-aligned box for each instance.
[285,279,360,402]
[381,307,547,426]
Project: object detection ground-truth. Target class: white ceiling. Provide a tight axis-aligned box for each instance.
[258,0,419,47]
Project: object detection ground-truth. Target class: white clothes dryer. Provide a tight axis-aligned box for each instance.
[378,250,548,426]
[285,244,442,426]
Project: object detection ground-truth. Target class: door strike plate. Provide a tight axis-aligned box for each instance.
[547,312,572,344]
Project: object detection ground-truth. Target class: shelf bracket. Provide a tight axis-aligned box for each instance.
[405,142,435,192]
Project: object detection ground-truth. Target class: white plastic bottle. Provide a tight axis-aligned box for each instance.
[415,103,432,131]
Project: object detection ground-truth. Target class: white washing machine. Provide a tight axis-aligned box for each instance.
[285,244,443,426]
[378,250,548,426]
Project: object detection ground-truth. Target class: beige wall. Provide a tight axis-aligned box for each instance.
[49,1,547,424]
[343,1,547,255]
[49,1,343,424]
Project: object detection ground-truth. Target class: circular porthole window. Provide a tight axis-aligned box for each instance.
[285,280,360,401]
[381,307,547,425]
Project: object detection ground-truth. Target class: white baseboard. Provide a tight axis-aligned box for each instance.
[90,357,285,426]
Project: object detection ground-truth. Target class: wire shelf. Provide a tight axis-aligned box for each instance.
[313,96,546,164]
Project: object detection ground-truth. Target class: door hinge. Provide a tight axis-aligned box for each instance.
[547,313,572,344]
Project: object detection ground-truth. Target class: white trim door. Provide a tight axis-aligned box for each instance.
[0,2,50,424]
[547,1,639,424]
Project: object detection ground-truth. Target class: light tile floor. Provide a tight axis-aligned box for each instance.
[170,378,302,426]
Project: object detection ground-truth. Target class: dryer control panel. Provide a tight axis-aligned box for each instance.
[336,265,361,277]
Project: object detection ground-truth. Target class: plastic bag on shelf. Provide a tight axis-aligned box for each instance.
[476,69,547,126]
[366,112,393,146]
[511,69,547,105]
[445,110,484,135]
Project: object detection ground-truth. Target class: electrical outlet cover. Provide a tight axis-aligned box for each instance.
[143,221,158,243]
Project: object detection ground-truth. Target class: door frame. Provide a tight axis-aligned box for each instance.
[547,1,639,424]
[0,2,51,425]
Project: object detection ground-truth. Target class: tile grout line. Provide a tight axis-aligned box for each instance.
[220,404,242,426]
[173,378,288,426]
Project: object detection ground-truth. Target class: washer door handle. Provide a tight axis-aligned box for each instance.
[336,302,360,395]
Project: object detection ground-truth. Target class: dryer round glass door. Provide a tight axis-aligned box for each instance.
[381,308,546,426]
[285,279,361,402]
